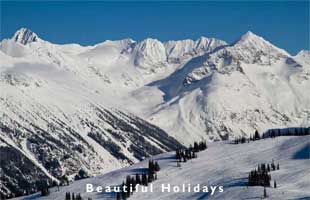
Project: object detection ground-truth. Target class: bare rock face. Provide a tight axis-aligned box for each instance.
[13,28,39,45]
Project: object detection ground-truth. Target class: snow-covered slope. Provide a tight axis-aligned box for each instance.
[15,135,310,200]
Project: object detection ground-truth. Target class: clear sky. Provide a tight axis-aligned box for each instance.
[0,1,309,54]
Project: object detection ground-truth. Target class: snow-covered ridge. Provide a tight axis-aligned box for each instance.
[164,37,227,63]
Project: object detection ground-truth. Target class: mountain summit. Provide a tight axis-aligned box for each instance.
[12,28,39,45]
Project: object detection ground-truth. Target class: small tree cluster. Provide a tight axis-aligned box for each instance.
[192,141,207,152]
[60,175,70,186]
[176,140,207,162]
[248,163,271,187]
[65,192,88,200]
[247,130,261,142]
[234,136,249,144]
[148,160,160,174]
[176,149,196,162]
[115,161,160,199]
[39,180,50,196]
[270,160,280,171]
[40,186,49,196]
[74,169,89,180]
[117,173,157,199]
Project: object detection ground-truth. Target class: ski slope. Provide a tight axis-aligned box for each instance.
[15,135,310,200]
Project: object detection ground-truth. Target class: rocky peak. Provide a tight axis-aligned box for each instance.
[12,28,39,45]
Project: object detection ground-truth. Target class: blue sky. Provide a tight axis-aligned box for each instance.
[1,1,309,54]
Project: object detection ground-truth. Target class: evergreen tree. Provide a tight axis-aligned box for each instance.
[125,175,131,197]
[148,160,154,173]
[193,142,199,152]
[142,174,148,186]
[271,160,276,171]
[131,176,136,192]
[254,130,260,140]
[76,193,82,200]
[154,161,160,172]
[148,172,154,183]
[136,174,141,185]
[78,168,88,179]
[274,180,277,188]
[116,192,121,200]
[40,181,49,196]
[65,192,71,200]
[121,181,126,200]
[71,192,75,200]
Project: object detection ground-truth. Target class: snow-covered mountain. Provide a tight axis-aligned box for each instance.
[136,31,310,143]
[13,135,310,200]
[0,28,309,198]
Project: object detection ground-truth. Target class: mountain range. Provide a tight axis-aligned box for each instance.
[0,28,309,197]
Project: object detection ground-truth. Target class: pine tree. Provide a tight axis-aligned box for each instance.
[40,183,49,196]
[148,160,154,173]
[136,174,141,185]
[116,192,121,200]
[271,160,276,171]
[254,130,260,140]
[121,181,126,200]
[71,192,75,200]
[154,161,160,172]
[274,180,277,188]
[76,193,82,200]
[131,176,136,191]
[65,192,71,200]
[142,174,148,186]
[194,142,198,152]
[263,187,267,198]
[125,176,131,197]
[148,172,153,183]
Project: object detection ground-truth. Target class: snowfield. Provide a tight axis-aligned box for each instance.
[15,136,310,200]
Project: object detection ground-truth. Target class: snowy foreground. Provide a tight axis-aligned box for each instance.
[16,136,310,200]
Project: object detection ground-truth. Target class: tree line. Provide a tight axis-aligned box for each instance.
[263,127,309,138]
[234,127,309,144]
